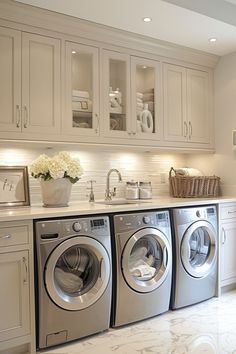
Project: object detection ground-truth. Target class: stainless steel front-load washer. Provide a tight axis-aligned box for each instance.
[171,205,218,309]
[35,216,112,349]
[112,210,172,327]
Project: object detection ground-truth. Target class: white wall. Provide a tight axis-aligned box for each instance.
[187,51,236,196]
[0,145,187,205]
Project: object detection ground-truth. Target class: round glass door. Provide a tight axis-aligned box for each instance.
[45,236,110,311]
[122,228,172,293]
[181,221,217,278]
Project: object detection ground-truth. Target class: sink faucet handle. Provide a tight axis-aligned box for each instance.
[87,180,96,202]
[111,187,117,197]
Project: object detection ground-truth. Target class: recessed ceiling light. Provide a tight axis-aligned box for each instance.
[142,65,147,69]
[143,17,152,23]
[208,38,217,43]
[72,50,77,54]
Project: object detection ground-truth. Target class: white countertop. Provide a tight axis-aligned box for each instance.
[1,196,236,222]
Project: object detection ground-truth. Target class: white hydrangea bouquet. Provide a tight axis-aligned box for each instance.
[30,151,83,184]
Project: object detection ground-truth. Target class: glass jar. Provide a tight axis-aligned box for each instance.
[139,181,152,199]
[125,181,139,200]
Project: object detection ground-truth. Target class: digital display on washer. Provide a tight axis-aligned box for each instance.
[207,207,215,215]
[157,213,166,220]
[90,219,105,228]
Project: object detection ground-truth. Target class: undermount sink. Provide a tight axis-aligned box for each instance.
[95,198,150,205]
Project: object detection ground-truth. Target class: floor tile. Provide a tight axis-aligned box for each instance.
[40,290,236,354]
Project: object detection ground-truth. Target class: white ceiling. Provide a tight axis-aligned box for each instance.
[15,0,236,56]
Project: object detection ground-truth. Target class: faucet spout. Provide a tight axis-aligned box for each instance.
[105,168,122,200]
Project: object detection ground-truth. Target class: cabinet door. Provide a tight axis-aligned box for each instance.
[64,41,99,136]
[0,27,21,132]
[221,223,236,285]
[187,69,210,144]
[163,63,187,142]
[0,250,30,342]
[131,56,161,140]
[102,50,131,138]
[22,33,61,134]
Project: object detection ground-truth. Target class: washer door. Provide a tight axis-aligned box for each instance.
[181,220,217,278]
[121,228,172,293]
[45,236,110,311]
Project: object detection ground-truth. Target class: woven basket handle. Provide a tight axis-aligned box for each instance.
[169,167,176,178]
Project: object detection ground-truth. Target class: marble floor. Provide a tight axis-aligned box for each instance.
[40,290,236,354]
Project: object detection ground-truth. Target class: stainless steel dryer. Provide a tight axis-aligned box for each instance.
[112,210,172,327]
[171,205,218,309]
[35,216,112,349]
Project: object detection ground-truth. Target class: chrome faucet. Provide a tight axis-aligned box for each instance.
[105,168,122,200]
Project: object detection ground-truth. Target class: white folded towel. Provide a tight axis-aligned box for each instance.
[136,92,143,99]
[136,98,143,103]
[72,100,92,112]
[72,90,89,98]
[175,168,203,176]
[136,102,144,108]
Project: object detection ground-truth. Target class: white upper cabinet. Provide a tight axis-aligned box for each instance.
[0,27,21,132]
[163,63,212,146]
[102,50,161,141]
[102,50,131,138]
[163,64,187,142]
[186,69,210,144]
[22,33,61,134]
[131,56,161,141]
[64,41,100,137]
[0,27,61,136]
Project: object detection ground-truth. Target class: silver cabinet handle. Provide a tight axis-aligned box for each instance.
[1,234,12,239]
[132,131,136,135]
[16,104,21,128]
[189,121,192,139]
[22,256,28,284]
[184,121,188,137]
[228,210,236,214]
[95,113,99,134]
[23,105,28,128]
[222,227,226,244]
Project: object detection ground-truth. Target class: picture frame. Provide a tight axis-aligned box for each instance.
[0,166,30,207]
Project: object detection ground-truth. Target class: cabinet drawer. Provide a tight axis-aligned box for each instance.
[221,204,236,220]
[0,225,29,247]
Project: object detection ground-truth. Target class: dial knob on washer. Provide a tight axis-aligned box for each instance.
[73,222,82,232]
[143,216,151,224]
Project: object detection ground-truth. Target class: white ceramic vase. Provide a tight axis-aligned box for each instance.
[40,178,72,207]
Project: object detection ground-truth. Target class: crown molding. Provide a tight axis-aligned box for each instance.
[0,0,219,68]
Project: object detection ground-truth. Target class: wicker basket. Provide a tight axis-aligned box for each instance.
[169,167,220,198]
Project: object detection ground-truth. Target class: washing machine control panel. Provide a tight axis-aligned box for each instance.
[114,211,170,233]
[36,216,110,241]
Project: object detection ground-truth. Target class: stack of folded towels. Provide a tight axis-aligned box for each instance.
[72,90,92,112]
[142,88,154,118]
[136,92,144,117]
[175,168,203,176]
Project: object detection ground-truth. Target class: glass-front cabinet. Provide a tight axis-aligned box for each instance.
[103,50,131,137]
[131,57,161,140]
[102,49,161,140]
[65,41,99,136]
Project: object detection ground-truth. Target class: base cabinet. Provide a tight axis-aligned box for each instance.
[220,204,236,288]
[0,221,35,354]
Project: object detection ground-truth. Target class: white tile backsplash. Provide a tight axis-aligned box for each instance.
[0,146,187,205]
